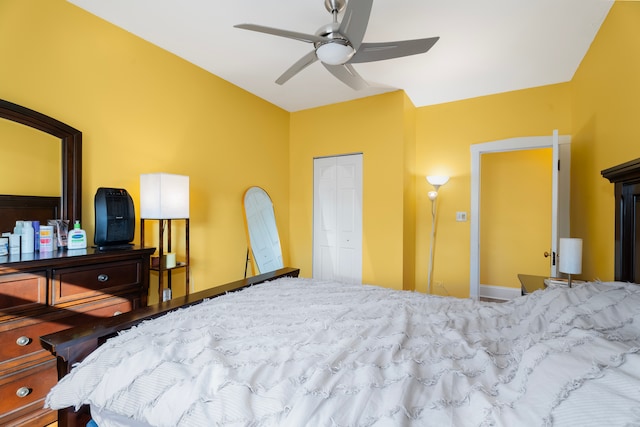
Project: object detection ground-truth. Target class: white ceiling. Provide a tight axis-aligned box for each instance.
[67,0,614,112]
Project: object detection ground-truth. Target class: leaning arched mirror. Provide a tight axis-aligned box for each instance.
[243,187,283,275]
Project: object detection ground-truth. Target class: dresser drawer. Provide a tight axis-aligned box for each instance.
[0,322,63,366]
[0,359,57,424]
[0,272,47,315]
[1,295,137,369]
[0,247,153,426]
[52,260,142,305]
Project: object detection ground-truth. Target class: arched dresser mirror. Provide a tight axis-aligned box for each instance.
[243,186,283,275]
[0,99,82,232]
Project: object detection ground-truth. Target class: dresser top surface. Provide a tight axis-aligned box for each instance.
[0,246,155,271]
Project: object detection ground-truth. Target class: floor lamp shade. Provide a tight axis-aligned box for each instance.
[559,238,582,275]
[140,173,190,219]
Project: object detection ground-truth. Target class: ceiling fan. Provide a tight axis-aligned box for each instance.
[235,0,439,90]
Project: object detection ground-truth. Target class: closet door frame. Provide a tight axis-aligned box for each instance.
[312,153,363,284]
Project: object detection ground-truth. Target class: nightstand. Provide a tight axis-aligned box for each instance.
[140,218,190,301]
[517,274,547,295]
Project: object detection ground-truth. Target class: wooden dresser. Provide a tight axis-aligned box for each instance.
[0,247,154,426]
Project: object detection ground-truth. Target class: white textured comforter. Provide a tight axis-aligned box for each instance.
[46,278,640,426]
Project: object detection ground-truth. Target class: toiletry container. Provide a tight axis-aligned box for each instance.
[0,237,8,256]
[9,234,20,255]
[21,221,34,254]
[40,225,54,252]
[13,220,23,237]
[33,221,40,251]
[68,220,87,249]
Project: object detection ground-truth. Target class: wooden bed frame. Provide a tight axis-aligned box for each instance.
[35,157,639,427]
[601,157,640,283]
[40,266,300,426]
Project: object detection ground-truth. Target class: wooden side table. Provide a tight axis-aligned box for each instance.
[517,274,547,295]
[140,218,190,301]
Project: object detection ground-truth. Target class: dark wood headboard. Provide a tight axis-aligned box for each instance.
[601,158,640,283]
[0,194,60,235]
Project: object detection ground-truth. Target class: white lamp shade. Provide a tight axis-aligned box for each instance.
[559,238,582,275]
[140,173,190,219]
[426,175,450,187]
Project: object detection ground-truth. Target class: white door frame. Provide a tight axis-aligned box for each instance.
[470,131,571,298]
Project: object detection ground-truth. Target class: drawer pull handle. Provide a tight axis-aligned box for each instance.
[97,274,109,282]
[16,387,31,398]
[16,336,31,346]
[113,311,123,316]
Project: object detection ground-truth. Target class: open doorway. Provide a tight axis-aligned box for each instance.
[480,148,552,292]
[470,131,571,299]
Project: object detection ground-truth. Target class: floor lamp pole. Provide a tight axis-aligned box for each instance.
[427,196,437,294]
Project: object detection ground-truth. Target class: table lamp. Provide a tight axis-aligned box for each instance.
[559,237,582,288]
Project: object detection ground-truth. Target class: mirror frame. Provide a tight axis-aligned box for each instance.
[243,186,283,275]
[0,99,82,222]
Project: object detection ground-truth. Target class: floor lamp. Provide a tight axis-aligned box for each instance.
[426,175,449,294]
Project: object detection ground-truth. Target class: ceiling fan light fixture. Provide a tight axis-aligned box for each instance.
[235,0,439,89]
[316,41,355,65]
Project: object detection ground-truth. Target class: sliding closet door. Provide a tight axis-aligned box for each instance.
[313,154,363,284]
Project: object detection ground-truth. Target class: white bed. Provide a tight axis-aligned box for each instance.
[45,277,640,426]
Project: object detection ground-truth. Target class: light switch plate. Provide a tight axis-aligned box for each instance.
[456,211,468,222]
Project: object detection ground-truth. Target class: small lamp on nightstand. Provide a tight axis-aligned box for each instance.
[559,237,582,288]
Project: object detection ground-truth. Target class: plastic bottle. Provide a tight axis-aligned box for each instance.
[9,233,20,255]
[21,221,34,254]
[13,220,23,236]
[39,225,54,252]
[0,236,8,256]
[67,220,87,249]
[32,221,40,251]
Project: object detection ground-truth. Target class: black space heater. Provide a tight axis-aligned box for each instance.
[94,187,135,250]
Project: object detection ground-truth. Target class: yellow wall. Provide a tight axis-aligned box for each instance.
[289,92,409,289]
[411,0,639,293]
[570,1,640,282]
[414,85,571,296]
[2,0,636,299]
[402,93,417,291]
[480,149,552,288]
[0,0,290,303]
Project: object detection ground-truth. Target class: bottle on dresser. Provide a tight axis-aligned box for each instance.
[67,220,87,249]
[21,220,34,254]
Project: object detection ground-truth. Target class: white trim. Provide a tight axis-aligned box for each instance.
[469,132,571,299]
[479,284,522,301]
[312,154,363,284]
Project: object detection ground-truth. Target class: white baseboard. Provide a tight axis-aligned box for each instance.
[479,284,521,301]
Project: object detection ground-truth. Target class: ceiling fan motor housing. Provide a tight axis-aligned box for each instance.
[324,0,346,14]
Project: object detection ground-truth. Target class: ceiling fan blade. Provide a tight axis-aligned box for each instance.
[235,24,325,44]
[338,0,373,51]
[350,37,439,64]
[323,63,369,90]
[276,50,319,85]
